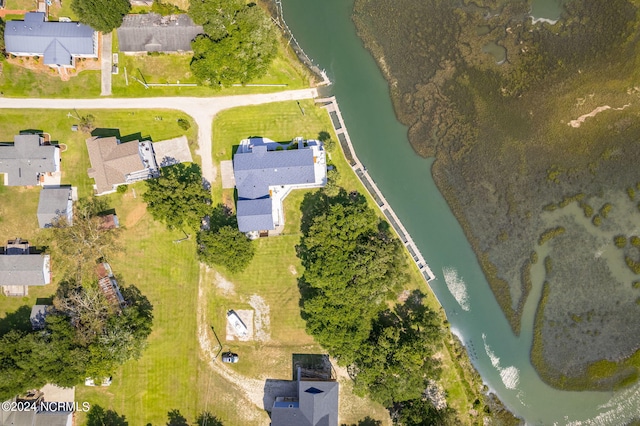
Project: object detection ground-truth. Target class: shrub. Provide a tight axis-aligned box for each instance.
[631,236,640,247]
[116,185,127,194]
[632,281,640,289]
[625,256,640,274]
[543,203,557,212]
[275,145,284,151]
[600,203,612,218]
[177,118,191,130]
[538,227,566,245]
[614,235,627,248]
[592,215,602,227]
[580,202,593,218]
[627,187,636,201]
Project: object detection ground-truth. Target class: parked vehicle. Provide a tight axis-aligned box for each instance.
[221,351,239,363]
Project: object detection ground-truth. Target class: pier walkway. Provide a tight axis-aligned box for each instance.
[317,96,436,283]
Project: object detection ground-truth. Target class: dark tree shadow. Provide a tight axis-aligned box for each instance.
[166,409,189,426]
[341,417,383,426]
[86,405,129,426]
[0,305,33,337]
[208,203,237,231]
[19,129,44,135]
[91,128,121,139]
[195,411,224,426]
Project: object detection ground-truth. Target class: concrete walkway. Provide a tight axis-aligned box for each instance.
[100,32,113,96]
[0,89,318,184]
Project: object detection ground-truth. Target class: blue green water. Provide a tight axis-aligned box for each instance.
[281,0,640,424]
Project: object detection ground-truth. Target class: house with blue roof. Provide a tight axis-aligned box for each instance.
[4,12,98,69]
[233,137,327,236]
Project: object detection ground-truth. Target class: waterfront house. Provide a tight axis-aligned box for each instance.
[0,134,60,186]
[0,239,51,297]
[233,137,326,237]
[4,12,98,69]
[117,13,203,54]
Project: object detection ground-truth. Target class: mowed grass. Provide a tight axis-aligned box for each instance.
[74,185,205,425]
[0,109,197,198]
[210,101,480,422]
[111,37,309,98]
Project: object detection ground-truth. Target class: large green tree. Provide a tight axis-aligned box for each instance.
[143,163,211,232]
[197,226,255,273]
[71,0,131,33]
[189,0,278,87]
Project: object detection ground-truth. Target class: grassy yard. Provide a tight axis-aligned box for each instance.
[5,0,35,10]
[0,109,197,198]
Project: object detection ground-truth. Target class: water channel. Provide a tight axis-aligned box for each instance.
[280,0,640,424]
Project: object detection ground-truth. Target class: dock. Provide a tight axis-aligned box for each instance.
[316,96,436,283]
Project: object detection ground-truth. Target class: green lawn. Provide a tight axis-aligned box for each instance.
[0,109,197,198]
[5,0,35,10]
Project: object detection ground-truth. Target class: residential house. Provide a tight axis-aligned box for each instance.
[99,213,120,230]
[86,135,192,195]
[4,12,98,68]
[0,239,51,297]
[267,355,339,426]
[233,137,326,236]
[117,13,203,54]
[37,187,73,228]
[86,136,159,195]
[0,134,60,186]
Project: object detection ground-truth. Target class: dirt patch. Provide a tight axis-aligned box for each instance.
[226,309,254,342]
[125,203,147,228]
[248,294,271,342]
[288,265,298,275]
[196,265,269,423]
[568,104,631,128]
[213,271,236,296]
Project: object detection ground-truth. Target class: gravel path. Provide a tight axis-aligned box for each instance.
[100,32,113,96]
[0,88,318,184]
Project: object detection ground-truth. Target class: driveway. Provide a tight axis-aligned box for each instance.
[0,88,318,184]
[100,32,113,96]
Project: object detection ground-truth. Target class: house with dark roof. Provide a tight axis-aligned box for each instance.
[117,13,203,54]
[233,137,326,236]
[37,187,73,228]
[0,239,51,297]
[86,136,159,195]
[267,355,339,426]
[0,134,60,186]
[4,12,98,68]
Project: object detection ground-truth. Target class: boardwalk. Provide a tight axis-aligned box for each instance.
[317,96,436,283]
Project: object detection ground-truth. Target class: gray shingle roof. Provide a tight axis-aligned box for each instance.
[5,13,96,65]
[233,144,317,233]
[37,187,73,228]
[86,136,143,195]
[117,13,203,53]
[237,199,274,232]
[0,254,50,286]
[0,135,58,186]
[271,380,339,426]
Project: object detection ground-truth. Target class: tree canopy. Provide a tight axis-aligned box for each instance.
[197,205,255,273]
[0,281,153,400]
[188,0,278,87]
[297,190,444,412]
[143,163,211,231]
[71,0,131,33]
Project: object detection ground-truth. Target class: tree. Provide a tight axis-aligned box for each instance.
[297,190,407,363]
[143,163,211,231]
[79,114,96,133]
[166,409,189,426]
[196,412,224,426]
[197,226,255,273]
[50,197,121,284]
[71,0,131,33]
[189,0,277,87]
[86,405,129,426]
[0,18,5,52]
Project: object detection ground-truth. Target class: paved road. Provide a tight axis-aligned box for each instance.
[0,88,318,183]
[100,32,113,96]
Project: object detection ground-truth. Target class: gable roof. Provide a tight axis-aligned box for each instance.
[5,12,96,64]
[271,380,339,426]
[37,187,73,228]
[237,199,274,232]
[117,13,203,53]
[0,135,58,186]
[0,254,50,286]
[86,137,145,195]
